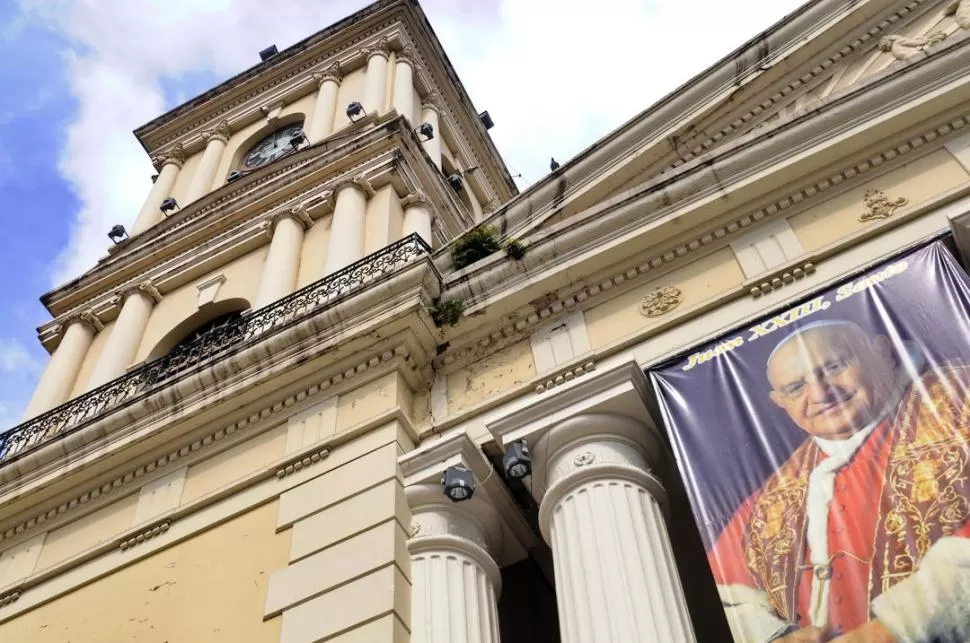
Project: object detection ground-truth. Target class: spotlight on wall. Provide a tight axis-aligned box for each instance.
[289,131,307,149]
[446,173,464,192]
[107,224,128,245]
[259,45,278,62]
[441,466,476,502]
[346,101,365,122]
[159,198,179,214]
[414,122,434,141]
[502,440,532,480]
[150,174,159,184]
[226,170,244,183]
[478,110,494,130]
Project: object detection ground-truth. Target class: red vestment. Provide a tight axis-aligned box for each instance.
[708,365,970,634]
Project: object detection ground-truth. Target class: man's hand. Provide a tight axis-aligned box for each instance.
[830,620,895,643]
[776,626,830,642]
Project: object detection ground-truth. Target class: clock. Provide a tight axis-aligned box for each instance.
[241,124,304,169]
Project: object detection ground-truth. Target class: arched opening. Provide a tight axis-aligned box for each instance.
[147,298,251,363]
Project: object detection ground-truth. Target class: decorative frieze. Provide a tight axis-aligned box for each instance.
[947,0,970,29]
[878,32,947,61]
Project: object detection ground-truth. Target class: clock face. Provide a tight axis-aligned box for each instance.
[241,124,304,169]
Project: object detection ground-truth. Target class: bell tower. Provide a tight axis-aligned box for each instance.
[0,2,518,641]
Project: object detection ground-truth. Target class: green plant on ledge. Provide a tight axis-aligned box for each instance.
[504,239,526,260]
[430,298,465,327]
[452,225,502,269]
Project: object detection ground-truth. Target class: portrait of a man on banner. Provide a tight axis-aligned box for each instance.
[651,241,970,643]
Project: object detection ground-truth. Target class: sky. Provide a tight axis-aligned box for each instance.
[0,0,808,429]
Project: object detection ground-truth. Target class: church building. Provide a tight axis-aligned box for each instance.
[3,0,970,641]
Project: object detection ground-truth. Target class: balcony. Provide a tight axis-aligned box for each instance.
[0,234,433,466]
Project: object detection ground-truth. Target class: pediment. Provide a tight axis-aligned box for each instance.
[512,0,964,242]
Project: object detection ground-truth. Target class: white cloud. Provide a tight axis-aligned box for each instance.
[19,0,807,286]
[0,338,44,427]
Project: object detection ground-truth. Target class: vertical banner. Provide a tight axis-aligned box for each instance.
[651,240,970,642]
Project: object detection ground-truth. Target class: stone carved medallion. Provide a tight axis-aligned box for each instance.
[640,286,683,318]
[859,189,908,222]
[573,451,596,467]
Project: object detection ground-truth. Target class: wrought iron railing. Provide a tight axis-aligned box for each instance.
[0,234,432,464]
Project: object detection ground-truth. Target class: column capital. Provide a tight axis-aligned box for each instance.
[201,119,231,144]
[121,280,163,304]
[401,190,429,208]
[407,484,502,577]
[335,174,376,198]
[395,44,417,67]
[61,309,103,334]
[271,204,313,230]
[534,414,668,540]
[312,61,341,86]
[422,90,443,115]
[150,143,185,171]
[361,36,390,61]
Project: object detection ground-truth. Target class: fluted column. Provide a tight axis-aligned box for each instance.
[535,414,695,643]
[22,312,102,420]
[421,94,442,169]
[393,47,416,123]
[402,192,432,246]
[133,145,185,235]
[185,120,230,203]
[307,63,341,142]
[323,177,373,275]
[84,282,162,391]
[362,38,390,116]
[407,485,502,643]
[255,206,312,308]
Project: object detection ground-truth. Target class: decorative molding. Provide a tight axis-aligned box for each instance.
[312,61,342,86]
[201,119,231,144]
[859,189,909,222]
[946,1,970,30]
[396,44,417,66]
[0,588,21,607]
[195,274,226,308]
[750,261,817,298]
[63,309,104,334]
[878,32,947,61]
[535,361,596,394]
[639,286,683,318]
[0,343,416,543]
[118,520,170,551]
[421,90,443,115]
[275,447,330,478]
[150,143,185,171]
[337,174,377,198]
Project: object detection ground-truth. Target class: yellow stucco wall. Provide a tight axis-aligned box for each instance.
[789,149,969,252]
[168,150,202,208]
[365,185,404,254]
[181,423,289,504]
[135,244,268,364]
[34,493,139,573]
[585,247,746,350]
[0,501,289,643]
[446,340,536,414]
[332,68,367,132]
[336,372,412,432]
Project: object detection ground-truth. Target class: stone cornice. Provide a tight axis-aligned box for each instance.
[433,89,970,371]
